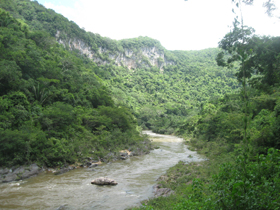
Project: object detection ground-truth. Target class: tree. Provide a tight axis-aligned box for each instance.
[216,21,280,92]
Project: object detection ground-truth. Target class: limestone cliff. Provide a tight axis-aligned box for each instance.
[56,31,175,70]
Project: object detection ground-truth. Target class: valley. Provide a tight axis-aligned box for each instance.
[1,0,280,209]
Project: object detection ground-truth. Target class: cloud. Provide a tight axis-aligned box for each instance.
[64,0,235,50]
[39,0,280,50]
[242,1,280,37]
[44,2,77,21]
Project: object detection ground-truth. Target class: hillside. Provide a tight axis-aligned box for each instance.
[0,0,176,69]
[0,6,151,168]
[0,1,241,160]
[0,0,242,169]
[0,0,242,134]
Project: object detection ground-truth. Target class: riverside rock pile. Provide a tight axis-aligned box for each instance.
[0,164,43,183]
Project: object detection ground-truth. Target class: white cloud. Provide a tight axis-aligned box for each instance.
[39,0,279,51]
[242,1,280,37]
[43,2,77,21]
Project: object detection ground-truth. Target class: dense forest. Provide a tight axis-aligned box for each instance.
[105,48,240,135]
[0,1,152,167]
[0,0,240,168]
[1,0,280,209]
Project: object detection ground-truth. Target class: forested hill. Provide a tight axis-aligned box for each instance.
[0,0,240,168]
[105,48,240,134]
[0,0,176,69]
[0,0,241,136]
[0,2,153,168]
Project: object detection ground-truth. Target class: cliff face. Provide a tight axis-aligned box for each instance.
[56,31,175,70]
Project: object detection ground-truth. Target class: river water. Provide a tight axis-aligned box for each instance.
[0,131,202,210]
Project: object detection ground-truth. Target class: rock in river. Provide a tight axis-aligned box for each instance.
[91,177,118,185]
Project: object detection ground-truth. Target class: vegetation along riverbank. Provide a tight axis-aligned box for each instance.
[0,139,152,183]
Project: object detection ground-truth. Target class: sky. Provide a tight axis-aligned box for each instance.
[35,0,280,51]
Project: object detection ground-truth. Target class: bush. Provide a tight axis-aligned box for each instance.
[212,148,280,210]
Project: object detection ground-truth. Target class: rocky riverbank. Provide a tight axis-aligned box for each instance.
[0,144,152,183]
[0,164,44,183]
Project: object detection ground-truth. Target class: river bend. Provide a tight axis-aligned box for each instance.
[0,131,202,210]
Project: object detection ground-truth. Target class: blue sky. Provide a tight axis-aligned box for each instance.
[35,0,280,51]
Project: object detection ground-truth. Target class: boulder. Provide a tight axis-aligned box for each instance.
[21,164,41,179]
[88,163,98,168]
[0,168,9,175]
[153,184,174,197]
[1,164,42,182]
[12,166,25,175]
[2,173,17,183]
[119,149,133,160]
[91,177,118,185]
[120,156,128,160]
[85,162,92,167]
[154,188,174,197]
[120,152,128,156]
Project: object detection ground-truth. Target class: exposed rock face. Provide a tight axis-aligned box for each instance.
[91,177,118,185]
[55,31,175,70]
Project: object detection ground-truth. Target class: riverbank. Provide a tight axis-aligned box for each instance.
[131,133,280,210]
[129,136,234,210]
[0,131,201,210]
[0,139,152,183]
[129,161,209,210]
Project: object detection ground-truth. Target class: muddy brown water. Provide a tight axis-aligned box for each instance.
[0,131,203,210]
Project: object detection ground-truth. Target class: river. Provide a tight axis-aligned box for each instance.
[0,131,202,210]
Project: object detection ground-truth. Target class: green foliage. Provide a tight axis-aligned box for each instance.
[98,48,240,134]
[216,20,280,92]
[0,1,243,138]
[0,60,22,95]
[0,7,147,167]
[133,148,280,210]
[212,148,280,210]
